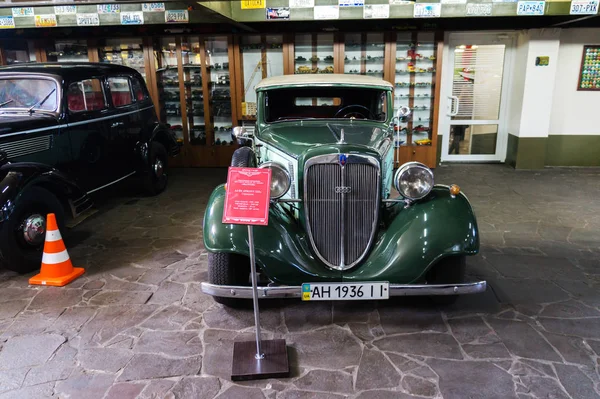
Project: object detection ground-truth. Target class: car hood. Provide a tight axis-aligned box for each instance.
[0,113,58,137]
[258,121,390,158]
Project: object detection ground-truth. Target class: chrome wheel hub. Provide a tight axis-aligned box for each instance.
[154,158,164,179]
[23,214,46,246]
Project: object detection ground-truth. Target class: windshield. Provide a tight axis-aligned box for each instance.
[264,87,388,123]
[0,78,58,112]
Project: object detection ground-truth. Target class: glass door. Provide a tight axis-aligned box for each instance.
[294,33,334,75]
[343,33,385,78]
[440,33,514,162]
[99,39,146,81]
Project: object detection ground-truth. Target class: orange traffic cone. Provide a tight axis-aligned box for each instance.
[29,213,84,287]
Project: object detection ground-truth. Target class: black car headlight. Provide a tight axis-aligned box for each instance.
[394,162,434,200]
[259,162,291,199]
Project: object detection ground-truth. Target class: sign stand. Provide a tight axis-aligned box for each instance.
[224,167,290,381]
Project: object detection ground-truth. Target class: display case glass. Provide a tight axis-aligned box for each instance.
[46,40,89,62]
[393,32,436,152]
[3,40,35,64]
[181,37,205,146]
[240,35,283,118]
[343,33,385,78]
[204,36,234,146]
[154,37,184,144]
[99,38,146,80]
[294,33,334,75]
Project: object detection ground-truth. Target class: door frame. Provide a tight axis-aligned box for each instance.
[438,31,516,163]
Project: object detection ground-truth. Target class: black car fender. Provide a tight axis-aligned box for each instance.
[150,123,181,157]
[0,162,91,224]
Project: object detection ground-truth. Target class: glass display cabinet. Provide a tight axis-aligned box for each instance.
[154,37,184,145]
[181,37,205,146]
[294,33,335,75]
[393,32,437,167]
[239,35,284,119]
[204,36,234,147]
[99,38,146,80]
[1,40,35,64]
[45,40,89,63]
[343,33,385,78]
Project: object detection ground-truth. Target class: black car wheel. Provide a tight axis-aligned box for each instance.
[0,186,65,274]
[426,256,466,306]
[231,147,255,167]
[208,252,251,308]
[144,142,168,196]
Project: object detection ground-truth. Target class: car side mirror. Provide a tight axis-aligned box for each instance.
[396,106,412,122]
[232,126,253,145]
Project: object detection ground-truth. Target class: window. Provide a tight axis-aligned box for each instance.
[0,78,58,111]
[265,87,388,122]
[67,79,105,112]
[107,77,133,107]
[131,77,146,102]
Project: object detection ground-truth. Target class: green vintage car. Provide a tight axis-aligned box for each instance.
[202,74,485,306]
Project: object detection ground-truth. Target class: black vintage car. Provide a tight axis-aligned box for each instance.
[0,63,180,273]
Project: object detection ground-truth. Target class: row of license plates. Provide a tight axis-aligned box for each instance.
[302,282,389,301]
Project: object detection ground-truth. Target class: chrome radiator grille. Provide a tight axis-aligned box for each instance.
[304,154,380,270]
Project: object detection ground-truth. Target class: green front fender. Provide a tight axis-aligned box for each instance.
[203,184,342,283]
[203,185,479,285]
[343,187,479,283]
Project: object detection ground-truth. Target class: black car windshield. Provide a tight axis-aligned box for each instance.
[264,87,388,123]
[0,78,58,112]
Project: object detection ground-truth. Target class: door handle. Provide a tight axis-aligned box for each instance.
[448,96,460,117]
[111,121,124,128]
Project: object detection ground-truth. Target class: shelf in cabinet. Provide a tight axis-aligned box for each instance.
[396,58,436,62]
[395,70,435,74]
[295,59,334,64]
[344,59,384,64]
[396,95,434,99]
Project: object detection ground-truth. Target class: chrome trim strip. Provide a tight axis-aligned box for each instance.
[304,153,381,271]
[86,171,136,194]
[67,106,155,128]
[0,105,154,139]
[200,281,487,299]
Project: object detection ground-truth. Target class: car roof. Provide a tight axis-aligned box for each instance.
[255,74,394,91]
[0,62,141,80]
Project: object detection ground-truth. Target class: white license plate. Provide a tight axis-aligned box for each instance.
[302,282,389,301]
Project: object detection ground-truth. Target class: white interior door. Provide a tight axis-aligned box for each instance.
[440,33,514,162]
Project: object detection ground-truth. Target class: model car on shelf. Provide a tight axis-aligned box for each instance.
[0,63,180,273]
[202,74,485,307]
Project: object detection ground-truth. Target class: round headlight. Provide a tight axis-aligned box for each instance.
[259,162,291,199]
[394,162,434,200]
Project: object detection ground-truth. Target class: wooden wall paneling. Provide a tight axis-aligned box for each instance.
[384,32,396,85]
[87,39,99,63]
[143,37,161,118]
[175,37,190,149]
[34,41,48,62]
[283,33,294,75]
[227,35,239,125]
[260,35,268,79]
[0,45,6,66]
[233,35,244,120]
[430,33,444,168]
[334,33,344,74]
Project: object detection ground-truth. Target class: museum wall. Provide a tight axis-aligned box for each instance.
[547,28,600,166]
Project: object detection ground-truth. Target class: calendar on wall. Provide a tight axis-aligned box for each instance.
[578,45,600,91]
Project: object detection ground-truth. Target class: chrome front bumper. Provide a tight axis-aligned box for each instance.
[200,281,487,299]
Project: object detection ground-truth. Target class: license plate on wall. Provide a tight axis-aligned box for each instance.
[302,282,389,301]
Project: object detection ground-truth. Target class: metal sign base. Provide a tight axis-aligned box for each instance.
[231,225,290,381]
[231,339,290,381]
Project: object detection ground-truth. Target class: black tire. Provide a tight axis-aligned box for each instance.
[426,256,466,306]
[0,186,66,273]
[231,147,255,167]
[144,142,168,196]
[208,252,251,307]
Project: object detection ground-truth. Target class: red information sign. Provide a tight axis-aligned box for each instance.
[222,167,272,226]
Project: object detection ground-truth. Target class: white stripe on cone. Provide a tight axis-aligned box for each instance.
[41,249,70,265]
[45,230,62,242]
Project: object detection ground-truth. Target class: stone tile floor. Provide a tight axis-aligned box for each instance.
[1,165,600,398]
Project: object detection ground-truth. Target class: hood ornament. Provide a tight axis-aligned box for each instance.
[339,154,347,166]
